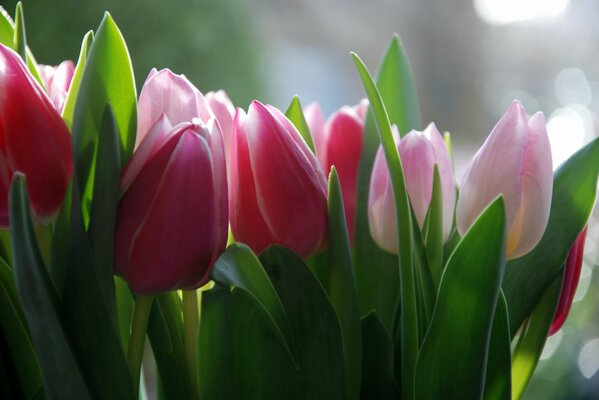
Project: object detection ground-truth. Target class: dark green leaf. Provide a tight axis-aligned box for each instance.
[415,197,507,400]
[360,312,400,399]
[327,168,362,400]
[0,259,43,400]
[62,30,94,128]
[424,166,443,289]
[115,276,133,349]
[511,273,563,400]
[352,51,417,399]
[211,243,296,362]
[49,182,71,295]
[198,284,234,400]
[9,174,91,400]
[71,12,136,225]
[285,95,315,152]
[147,292,192,400]
[483,291,511,400]
[11,3,43,86]
[503,137,599,336]
[231,246,346,399]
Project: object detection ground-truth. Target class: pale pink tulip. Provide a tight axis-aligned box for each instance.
[38,60,75,113]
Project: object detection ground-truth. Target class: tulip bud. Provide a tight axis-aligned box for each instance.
[205,90,235,157]
[0,44,73,226]
[136,68,213,147]
[549,227,588,335]
[38,60,75,113]
[305,101,367,243]
[229,100,328,257]
[115,118,227,294]
[456,100,553,259]
[368,123,455,253]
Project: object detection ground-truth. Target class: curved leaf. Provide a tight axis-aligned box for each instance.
[62,30,94,128]
[285,95,315,152]
[484,291,511,400]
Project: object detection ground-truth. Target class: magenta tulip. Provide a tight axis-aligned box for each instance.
[549,227,588,335]
[456,100,553,259]
[205,90,235,157]
[38,60,75,113]
[136,68,213,147]
[0,44,73,227]
[305,101,367,243]
[229,100,328,257]
[368,123,455,253]
[115,117,227,294]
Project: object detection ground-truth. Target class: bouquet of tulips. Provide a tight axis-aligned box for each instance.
[0,4,597,400]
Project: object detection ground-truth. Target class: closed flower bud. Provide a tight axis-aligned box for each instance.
[0,44,72,226]
[38,60,75,113]
[368,123,455,253]
[115,117,227,294]
[456,100,553,259]
[229,100,328,257]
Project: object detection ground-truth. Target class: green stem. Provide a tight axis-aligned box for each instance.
[183,290,200,399]
[127,295,154,399]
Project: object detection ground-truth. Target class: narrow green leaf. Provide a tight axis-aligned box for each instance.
[115,276,133,349]
[59,180,133,400]
[9,174,91,400]
[62,31,94,128]
[49,182,72,295]
[327,168,362,400]
[484,291,511,400]
[415,197,507,400]
[511,272,563,400]
[360,312,400,399]
[411,216,435,336]
[0,230,12,265]
[503,137,599,336]
[285,95,315,152]
[0,259,43,400]
[198,284,234,400]
[211,243,296,363]
[424,166,443,289]
[0,7,14,45]
[231,246,346,399]
[147,292,192,400]
[71,12,137,225]
[352,51,417,399]
[12,3,26,61]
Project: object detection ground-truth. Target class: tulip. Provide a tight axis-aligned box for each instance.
[38,60,75,113]
[136,68,213,147]
[205,90,235,157]
[229,100,328,257]
[549,227,588,335]
[115,117,227,294]
[305,100,367,243]
[456,100,553,259]
[0,44,72,227]
[368,123,455,253]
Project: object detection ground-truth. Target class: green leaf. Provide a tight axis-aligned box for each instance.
[0,7,14,45]
[285,95,315,152]
[503,137,599,336]
[424,166,443,289]
[211,243,296,363]
[59,180,133,400]
[115,276,133,349]
[360,312,400,399]
[352,51,417,399]
[0,259,43,400]
[147,292,192,400]
[511,273,563,400]
[11,3,43,87]
[49,182,71,294]
[9,174,91,400]
[327,168,362,400]
[198,284,234,400]
[231,246,346,399]
[71,12,136,226]
[483,291,511,400]
[62,30,94,128]
[415,197,507,400]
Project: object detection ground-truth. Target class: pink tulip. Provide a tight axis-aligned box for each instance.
[205,90,235,157]
[305,101,367,243]
[549,227,587,335]
[0,44,72,227]
[229,100,328,257]
[38,60,75,113]
[368,123,455,253]
[456,100,553,259]
[136,68,213,148]
[115,118,227,294]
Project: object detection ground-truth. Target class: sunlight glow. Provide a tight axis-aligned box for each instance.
[474,0,569,25]
[546,108,587,170]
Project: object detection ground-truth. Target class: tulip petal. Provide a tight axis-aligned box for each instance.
[368,146,398,253]
[304,102,326,166]
[205,90,235,156]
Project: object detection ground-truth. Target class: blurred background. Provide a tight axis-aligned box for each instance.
[6,0,599,398]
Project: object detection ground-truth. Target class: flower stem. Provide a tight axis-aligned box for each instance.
[183,290,200,398]
[127,294,154,399]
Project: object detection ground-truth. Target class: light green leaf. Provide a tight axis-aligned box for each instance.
[62,30,94,128]
[285,95,315,152]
